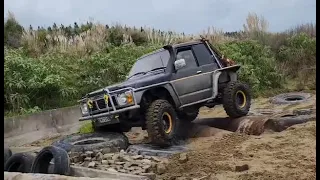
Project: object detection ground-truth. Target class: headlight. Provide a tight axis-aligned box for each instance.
[80,103,89,115]
[116,91,134,106]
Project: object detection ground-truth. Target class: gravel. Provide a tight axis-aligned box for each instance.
[68,149,170,176]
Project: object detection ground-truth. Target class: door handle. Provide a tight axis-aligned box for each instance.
[196,71,202,74]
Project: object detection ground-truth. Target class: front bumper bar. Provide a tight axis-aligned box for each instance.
[79,105,140,121]
[79,87,140,121]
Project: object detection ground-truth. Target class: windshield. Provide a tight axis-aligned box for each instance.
[128,49,170,78]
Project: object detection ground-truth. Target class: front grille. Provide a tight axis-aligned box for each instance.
[91,102,99,111]
[88,95,118,114]
[97,99,107,109]
[86,88,134,115]
[112,96,118,106]
[96,96,118,108]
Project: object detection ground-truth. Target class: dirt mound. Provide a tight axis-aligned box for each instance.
[157,133,250,179]
[157,121,316,180]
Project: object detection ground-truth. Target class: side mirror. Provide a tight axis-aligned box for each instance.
[174,59,186,71]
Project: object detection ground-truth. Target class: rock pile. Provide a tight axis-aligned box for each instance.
[68,149,170,177]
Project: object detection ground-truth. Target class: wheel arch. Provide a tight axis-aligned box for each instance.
[137,85,180,108]
[215,65,240,95]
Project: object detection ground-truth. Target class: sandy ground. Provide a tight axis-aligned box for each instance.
[156,95,316,180]
[23,94,316,180]
[158,121,316,180]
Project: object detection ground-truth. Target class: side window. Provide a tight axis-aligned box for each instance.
[192,43,214,66]
[176,49,197,70]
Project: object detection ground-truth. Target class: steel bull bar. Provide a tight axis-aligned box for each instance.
[78,87,140,121]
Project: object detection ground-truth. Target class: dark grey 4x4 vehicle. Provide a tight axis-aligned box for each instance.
[79,38,251,146]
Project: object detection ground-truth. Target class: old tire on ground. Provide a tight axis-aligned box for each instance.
[222,81,251,118]
[4,153,35,173]
[145,99,186,147]
[31,146,70,175]
[4,145,12,167]
[92,122,132,133]
[177,108,199,122]
[270,92,312,105]
[52,132,129,153]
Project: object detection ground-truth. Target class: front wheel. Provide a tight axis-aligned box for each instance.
[145,99,185,147]
[222,81,251,118]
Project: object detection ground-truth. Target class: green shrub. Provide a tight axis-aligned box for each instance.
[278,33,316,76]
[277,33,316,89]
[4,48,73,111]
[218,40,283,94]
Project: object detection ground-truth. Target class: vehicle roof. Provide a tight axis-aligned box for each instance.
[171,40,203,48]
[137,40,203,59]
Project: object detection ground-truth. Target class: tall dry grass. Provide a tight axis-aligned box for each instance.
[20,22,245,57]
[18,12,315,58]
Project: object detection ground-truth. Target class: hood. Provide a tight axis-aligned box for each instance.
[88,70,170,95]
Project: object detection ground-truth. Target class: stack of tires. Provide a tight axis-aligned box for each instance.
[4,145,70,175]
[4,131,130,175]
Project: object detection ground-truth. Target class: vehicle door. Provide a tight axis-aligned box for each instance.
[191,43,220,99]
[170,46,208,106]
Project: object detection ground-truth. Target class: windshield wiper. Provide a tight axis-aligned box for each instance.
[145,67,166,74]
[127,67,165,79]
[127,72,146,79]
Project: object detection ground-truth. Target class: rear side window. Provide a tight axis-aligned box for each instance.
[192,43,214,66]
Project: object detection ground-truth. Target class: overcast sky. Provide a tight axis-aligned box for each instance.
[4,0,316,34]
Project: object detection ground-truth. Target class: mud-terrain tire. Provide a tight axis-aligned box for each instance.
[52,132,129,153]
[222,81,251,118]
[4,153,35,173]
[92,122,131,133]
[269,92,312,105]
[145,99,186,147]
[31,146,70,175]
[4,145,12,167]
[177,108,199,122]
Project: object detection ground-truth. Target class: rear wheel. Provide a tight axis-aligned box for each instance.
[222,81,251,118]
[145,99,185,147]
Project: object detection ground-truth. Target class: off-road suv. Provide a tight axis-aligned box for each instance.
[79,38,251,146]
